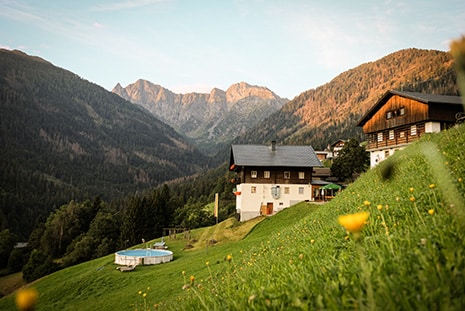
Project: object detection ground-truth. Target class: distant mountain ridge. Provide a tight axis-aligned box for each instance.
[237,48,459,150]
[0,49,209,236]
[112,80,288,154]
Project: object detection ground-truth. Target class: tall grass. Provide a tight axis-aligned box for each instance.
[170,124,465,310]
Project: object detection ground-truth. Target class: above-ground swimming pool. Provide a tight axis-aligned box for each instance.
[115,249,173,266]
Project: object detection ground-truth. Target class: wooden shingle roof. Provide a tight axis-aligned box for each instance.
[357,90,463,127]
[230,144,322,169]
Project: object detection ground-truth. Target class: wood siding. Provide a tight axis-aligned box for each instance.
[362,95,428,134]
[366,122,425,150]
[429,104,462,122]
[239,166,312,185]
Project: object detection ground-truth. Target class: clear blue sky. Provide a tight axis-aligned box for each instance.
[1,0,464,99]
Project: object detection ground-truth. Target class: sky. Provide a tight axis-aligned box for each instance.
[1,0,464,99]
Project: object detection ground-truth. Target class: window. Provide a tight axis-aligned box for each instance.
[251,171,257,178]
[298,187,304,195]
[251,186,256,194]
[284,187,290,194]
[377,132,383,142]
[284,171,291,179]
[389,130,395,140]
[411,125,417,136]
[385,150,390,158]
[264,171,270,178]
[399,131,405,138]
[386,107,405,119]
[298,172,305,179]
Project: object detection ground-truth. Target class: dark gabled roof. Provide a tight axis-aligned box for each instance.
[357,90,463,127]
[230,144,322,169]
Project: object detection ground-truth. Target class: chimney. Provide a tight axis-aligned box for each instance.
[271,140,276,152]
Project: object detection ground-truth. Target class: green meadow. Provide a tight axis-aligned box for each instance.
[1,123,465,310]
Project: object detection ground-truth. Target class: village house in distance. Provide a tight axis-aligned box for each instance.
[229,141,322,221]
[357,90,464,167]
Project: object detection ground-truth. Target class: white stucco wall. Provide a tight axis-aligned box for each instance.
[425,121,441,133]
[235,183,312,221]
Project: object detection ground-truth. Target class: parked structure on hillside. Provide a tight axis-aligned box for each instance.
[357,90,463,167]
[229,141,322,221]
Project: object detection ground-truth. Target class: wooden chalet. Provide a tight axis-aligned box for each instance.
[331,139,347,158]
[357,90,463,167]
[229,141,322,221]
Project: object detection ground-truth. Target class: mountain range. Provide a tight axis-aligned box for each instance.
[0,47,459,238]
[112,80,287,154]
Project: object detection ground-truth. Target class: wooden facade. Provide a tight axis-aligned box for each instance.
[238,166,313,185]
[357,90,463,167]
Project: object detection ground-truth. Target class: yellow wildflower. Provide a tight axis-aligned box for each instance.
[429,184,436,189]
[338,211,370,233]
[377,204,383,211]
[409,187,414,192]
[15,288,38,311]
[143,293,147,298]
[428,209,435,215]
[410,197,416,202]
[189,275,195,284]
[226,254,232,262]
[363,200,371,206]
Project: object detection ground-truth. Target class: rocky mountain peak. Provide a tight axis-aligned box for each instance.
[208,87,226,103]
[112,80,288,154]
[225,82,276,102]
[112,83,128,99]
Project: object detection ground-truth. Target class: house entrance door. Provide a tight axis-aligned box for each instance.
[267,202,273,215]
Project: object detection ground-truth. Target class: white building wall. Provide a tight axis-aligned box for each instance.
[425,121,441,133]
[236,183,312,221]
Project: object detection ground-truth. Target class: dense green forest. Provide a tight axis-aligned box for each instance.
[0,49,210,239]
[1,164,236,283]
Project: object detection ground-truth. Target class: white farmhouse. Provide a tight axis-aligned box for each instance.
[229,141,322,221]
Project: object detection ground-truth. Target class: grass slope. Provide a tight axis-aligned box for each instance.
[2,124,465,310]
[172,124,465,310]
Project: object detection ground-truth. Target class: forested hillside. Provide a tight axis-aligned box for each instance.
[0,49,209,238]
[236,49,458,150]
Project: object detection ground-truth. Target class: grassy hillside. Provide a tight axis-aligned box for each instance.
[1,123,465,310]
